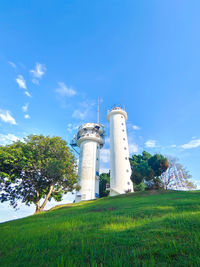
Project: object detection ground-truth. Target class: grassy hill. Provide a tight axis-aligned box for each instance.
[0,190,200,267]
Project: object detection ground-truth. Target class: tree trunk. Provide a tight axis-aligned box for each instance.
[35,200,41,214]
[40,184,54,211]
[34,185,54,214]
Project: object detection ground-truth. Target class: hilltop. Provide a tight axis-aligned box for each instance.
[0,190,200,267]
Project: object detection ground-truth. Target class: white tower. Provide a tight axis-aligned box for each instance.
[75,123,105,202]
[107,106,133,196]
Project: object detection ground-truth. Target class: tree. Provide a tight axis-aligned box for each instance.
[0,135,79,213]
[148,154,169,189]
[130,151,154,185]
[99,172,110,197]
[134,182,146,192]
[160,156,196,190]
[130,151,168,189]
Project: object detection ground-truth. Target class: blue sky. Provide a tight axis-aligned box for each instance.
[1,1,200,222]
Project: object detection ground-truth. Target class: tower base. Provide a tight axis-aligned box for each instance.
[75,193,99,203]
[109,187,134,196]
[109,188,123,196]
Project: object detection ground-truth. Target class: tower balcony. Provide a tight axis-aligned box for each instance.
[77,132,104,147]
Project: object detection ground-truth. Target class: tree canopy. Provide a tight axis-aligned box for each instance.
[130,151,169,189]
[0,135,79,213]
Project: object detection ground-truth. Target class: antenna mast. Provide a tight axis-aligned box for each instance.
[97,97,99,124]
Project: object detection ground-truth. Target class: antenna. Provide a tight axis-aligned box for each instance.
[97,97,99,124]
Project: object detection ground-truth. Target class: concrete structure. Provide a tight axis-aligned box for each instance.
[73,123,105,202]
[107,106,133,196]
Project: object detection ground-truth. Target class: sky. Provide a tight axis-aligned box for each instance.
[0,0,200,222]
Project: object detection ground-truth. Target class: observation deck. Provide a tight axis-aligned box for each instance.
[71,123,105,148]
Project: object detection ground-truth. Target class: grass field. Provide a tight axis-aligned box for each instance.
[0,190,200,267]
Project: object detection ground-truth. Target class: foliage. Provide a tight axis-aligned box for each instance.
[99,172,110,197]
[0,135,79,213]
[130,151,168,189]
[0,190,200,266]
[148,154,169,177]
[130,151,153,185]
[160,156,196,190]
[148,154,169,189]
[133,182,146,192]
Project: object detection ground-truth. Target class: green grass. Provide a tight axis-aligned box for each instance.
[1,190,200,267]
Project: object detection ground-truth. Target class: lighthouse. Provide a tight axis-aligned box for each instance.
[74,123,105,202]
[107,106,133,196]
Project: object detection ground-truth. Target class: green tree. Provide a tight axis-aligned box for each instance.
[0,135,79,213]
[148,154,169,189]
[130,151,168,189]
[99,172,110,197]
[134,182,146,192]
[130,151,154,185]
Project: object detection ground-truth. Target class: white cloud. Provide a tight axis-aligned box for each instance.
[55,82,76,97]
[170,144,177,148]
[24,114,30,119]
[0,110,17,125]
[132,125,140,130]
[181,139,200,149]
[67,123,79,132]
[22,103,29,112]
[100,168,109,174]
[101,148,110,163]
[72,110,87,120]
[16,75,32,97]
[30,63,46,79]
[145,139,157,148]
[8,61,16,68]
[71,100,96,121]
[24,91,32,97]
[0,134,20,145]
[31,78,39,85]
[129,143,139,154]
[16,75,26,89]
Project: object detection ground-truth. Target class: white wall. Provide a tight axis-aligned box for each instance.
[76,140,97,201]
[95,145,100,197]
[108,109,133,195]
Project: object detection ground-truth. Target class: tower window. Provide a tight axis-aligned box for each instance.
[122,123,124,125]
[124,147,127,150]
[126,169,129,172]
[123,138,125,141]
[121,116,123,118]
[122,129,125,132]
[127,182,130,185]
[125,157,128,160]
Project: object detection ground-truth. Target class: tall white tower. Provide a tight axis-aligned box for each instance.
[107,106,133,196]
[74,123,105,202]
